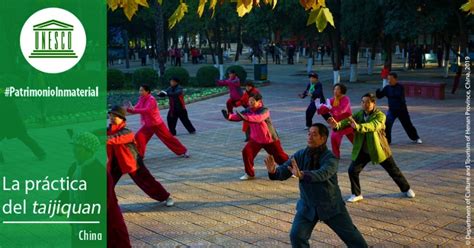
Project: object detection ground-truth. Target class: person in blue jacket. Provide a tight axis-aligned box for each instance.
[299,72,326,130]
[265,123,367,248]
[376,72,422,144]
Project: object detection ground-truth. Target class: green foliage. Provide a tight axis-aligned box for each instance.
[196,66,220,87]
[163,67,190,86]
[341,0,381,44]
[226,65,247,83]
[107,69,126,90]
[132,68,159,89]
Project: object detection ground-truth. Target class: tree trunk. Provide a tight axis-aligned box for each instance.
[444,41,450,78]
[215,16,224,65]
[454,12,468,59]
[123,29,130,69]
[383,37,393,71]
[235,21,242,62]
[349,41,359,82]
[215,17,224,79]
[152,0,166,78]
[328,28,341,84]
[328,0,342,84]
[204,29,216,64]
[368,41,377,75]
[403,41,409,70]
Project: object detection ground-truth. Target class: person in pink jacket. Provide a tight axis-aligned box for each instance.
[317,83,354,159]
[223,93,289,180]
[217,70,243,113]
[127,85,189,158]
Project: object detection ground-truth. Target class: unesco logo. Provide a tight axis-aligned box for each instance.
[20,8,86,74]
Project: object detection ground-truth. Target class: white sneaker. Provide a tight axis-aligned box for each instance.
[347,194,364,203]
[413,139,423,144]
[165,197,175,207]
[404,189,416,198]
[239,174,255,180]
[180,152,190,158]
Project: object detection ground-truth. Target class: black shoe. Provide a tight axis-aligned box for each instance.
[221,109,229,119]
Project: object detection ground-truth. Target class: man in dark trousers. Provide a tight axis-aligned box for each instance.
[299,72,325,130]
[376,72,422,144]
[265,123,367,248]
[329,93,415,203]
[157,77,196,136]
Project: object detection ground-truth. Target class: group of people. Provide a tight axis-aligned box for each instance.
[103,77,196,247]
[67,68,424,247]
[216,70,422,247]
[168,47,203,66]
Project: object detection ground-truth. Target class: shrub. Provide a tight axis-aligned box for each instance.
[163,67,190,87]
[196,66,220,87]
[132,68,159,89]
[107,69,125,90]
[226,65,247,83]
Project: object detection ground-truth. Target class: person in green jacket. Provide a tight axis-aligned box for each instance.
[329,93,415,203]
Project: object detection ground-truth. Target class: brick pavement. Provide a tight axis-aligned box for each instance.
[113,61,470,247]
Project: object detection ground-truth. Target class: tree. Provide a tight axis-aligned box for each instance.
[340,0,383,81]
[107,0,336,34]
[325,0,342,84]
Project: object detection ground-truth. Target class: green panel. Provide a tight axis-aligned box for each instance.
[0,1,107,247]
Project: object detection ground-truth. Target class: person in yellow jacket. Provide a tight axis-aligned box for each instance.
[329,93,415,203]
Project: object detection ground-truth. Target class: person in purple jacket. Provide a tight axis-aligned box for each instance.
[217,70,243,113]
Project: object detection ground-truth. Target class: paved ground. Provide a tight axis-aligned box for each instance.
[115,59,469,247]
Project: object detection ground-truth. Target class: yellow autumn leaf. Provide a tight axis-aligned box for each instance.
[460,0,474,14]
[135,0,149,7]
[209,0,218,17]
[169,2,188,29]
[122,0,139,21]
[264,0,277,9]
[306,8,319,26]
[315,6,327,32]
[107,0,150,20]
[107,0,120,11]
[237,0,253,17]
[300,0,317,10]
[197,0,207,17]
[322,7,334,28]
[312,0,325,9]
[242,0,252,7]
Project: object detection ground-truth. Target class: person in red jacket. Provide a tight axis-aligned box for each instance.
[127,85,189,158]
[107,105,174,207]
[238,82,260,141]
[190,47,199,64]
[217,70,243,113]
[60,131,132,248]
[223,93,289,180]
[239,82,260,109]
